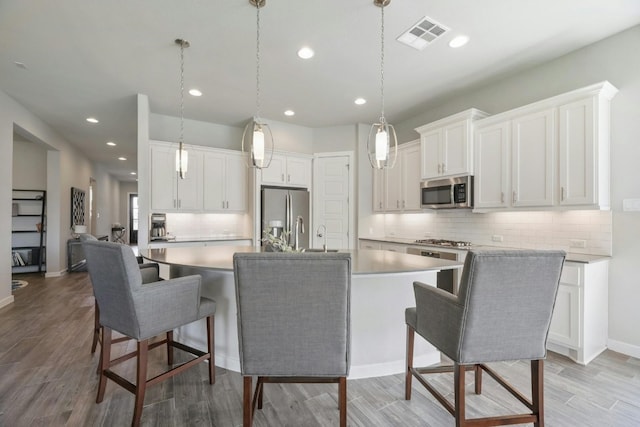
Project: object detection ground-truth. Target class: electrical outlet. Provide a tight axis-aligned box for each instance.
[492,235,503,242]
[570,239,587,248]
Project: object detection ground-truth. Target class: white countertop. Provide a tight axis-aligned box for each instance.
[359,237,610,264]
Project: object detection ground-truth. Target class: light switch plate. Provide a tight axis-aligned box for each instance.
[492,235,503,242]
[570,239,587,248]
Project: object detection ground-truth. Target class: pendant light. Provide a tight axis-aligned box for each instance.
[367,0,397,170]
[242,0,274,169]
[175,38,190,179]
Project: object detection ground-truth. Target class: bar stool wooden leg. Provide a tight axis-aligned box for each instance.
[91,301,100,354]
[243,376,253,427]
[207,316,215,384]
[132,340,149,427]
[166,331,174,365]
[339,376,347,427]
[405,325,415,400]
[97,326,111,403]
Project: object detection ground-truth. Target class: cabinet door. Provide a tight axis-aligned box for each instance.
[225,153,248,211]
[261,154,287,185]
[558,98,595,206]
[441,121,470,177]
[203,152,226,211]
[474,122,509,209]
[150,145,178,211]
[511,109,555,207]
[401,143,422,210]
[384,161,402,211]
[372,168,385,212]
[549,283,581,348]
[421,131,441,179]
[286,156,311,187]
[176,150,203,211]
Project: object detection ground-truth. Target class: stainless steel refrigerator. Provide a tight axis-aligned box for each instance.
[261,186,310,250]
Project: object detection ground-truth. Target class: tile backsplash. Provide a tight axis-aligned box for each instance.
[382,210,612,256]
[165,213,251,239]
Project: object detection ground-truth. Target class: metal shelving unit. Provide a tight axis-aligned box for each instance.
[11,189,46,274]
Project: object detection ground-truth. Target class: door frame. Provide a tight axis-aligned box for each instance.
[312,151,355,249]
[128,193,138,244]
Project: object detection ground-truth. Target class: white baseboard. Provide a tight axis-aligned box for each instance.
[0,294,15,309]
[45,269,67,278]
[607,339,640,359]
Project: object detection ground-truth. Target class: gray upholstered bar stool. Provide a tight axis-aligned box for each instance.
[83,240,216,427]
[233,252,352,427]
[405,249,565,427]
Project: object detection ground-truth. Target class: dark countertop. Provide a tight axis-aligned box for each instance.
[358,237,610,264]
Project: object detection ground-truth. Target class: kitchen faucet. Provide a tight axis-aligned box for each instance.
[316,225,327,252]
[294,215,305,251]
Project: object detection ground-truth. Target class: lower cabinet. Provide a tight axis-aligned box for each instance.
[548,260,609,365]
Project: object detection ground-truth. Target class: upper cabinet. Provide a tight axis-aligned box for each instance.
[203,150,248,212]
[379,140,421,212]
[473,81,618,212]
[150,141,248,213]
[260,153,312,188]
[415,109,489,180]
[150,142,203,212]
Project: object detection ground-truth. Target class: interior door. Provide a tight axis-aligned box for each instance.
[313,155,351,250]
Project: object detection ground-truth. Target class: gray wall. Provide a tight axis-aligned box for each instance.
[394,25,640,352]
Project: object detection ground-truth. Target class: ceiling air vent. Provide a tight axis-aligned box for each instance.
[397,16,449,50]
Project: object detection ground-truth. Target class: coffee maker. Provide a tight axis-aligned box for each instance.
[150,213,167,240]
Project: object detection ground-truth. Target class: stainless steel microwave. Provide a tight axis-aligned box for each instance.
[421,175,473,209]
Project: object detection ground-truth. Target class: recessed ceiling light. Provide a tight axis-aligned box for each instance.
[106,141,116,146]
[449,35,469,48]
[297,47,314,59]
[189,89,202,97]
[354,98,367,105]
[130,172,137,175]
[86,117,99,124]
[284,110,295,116]
[118,157,127,161]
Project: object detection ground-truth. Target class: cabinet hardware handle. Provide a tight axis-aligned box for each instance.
[561,187,565,201]
[438,164,441,174]
[379,201,382,209]
[402,200,406,208]
[222,201,225,209]
[512,191,517,204]
[442,163,446,173]
[396,200,399,208]
[174,199,176,208]
[288,174,291,182]
[501,192,504,203]
[281,173,285,182]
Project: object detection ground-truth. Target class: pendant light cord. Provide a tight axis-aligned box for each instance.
[179,41,185,145]
[255,3,261,122]
[379,4,386,125]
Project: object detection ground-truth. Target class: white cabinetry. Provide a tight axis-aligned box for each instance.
[380,242,406,253]
[548,260,608,365]
[150,142,203,212]
[474,108,555,209]
[383,141,421,212]
[261,153,311,188]
[359,239,381,250]
[474,81,617,212]
[416,109,489,180]
[372,168,385,212]
[203,151,247,212]
[150,141,248,213]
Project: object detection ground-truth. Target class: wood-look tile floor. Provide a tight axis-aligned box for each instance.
[1,272,639,426]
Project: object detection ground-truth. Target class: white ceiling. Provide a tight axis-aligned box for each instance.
[2,0,639,181]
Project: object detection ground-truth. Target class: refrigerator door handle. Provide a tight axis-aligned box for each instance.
[285,193,290,241]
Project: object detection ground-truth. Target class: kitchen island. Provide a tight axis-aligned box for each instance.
[141,246,462,379]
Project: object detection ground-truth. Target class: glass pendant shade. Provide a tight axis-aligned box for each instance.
[242,119,273,169]
[368,121,397,169]
[175,143,188,178]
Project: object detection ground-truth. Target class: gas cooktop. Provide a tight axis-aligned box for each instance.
[414,238,473,248]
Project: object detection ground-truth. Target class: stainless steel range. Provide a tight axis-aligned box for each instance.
[413,238,472,248]
[408,239,472,294]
